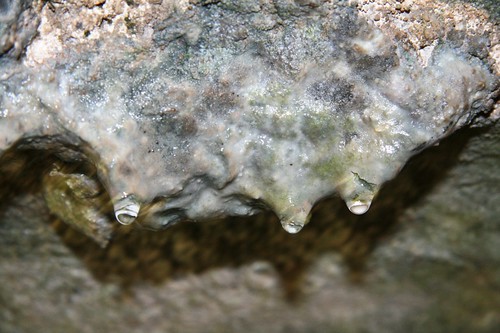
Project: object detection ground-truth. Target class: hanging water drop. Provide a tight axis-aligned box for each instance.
[281,219,304,234]
[340,172,378,215]
[114,194,141,225]
[273,200,311,234]
[347,200,371,215]
[279,208,310,234]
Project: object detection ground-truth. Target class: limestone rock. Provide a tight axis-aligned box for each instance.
[0,1,499,332]
[0,0,498,234]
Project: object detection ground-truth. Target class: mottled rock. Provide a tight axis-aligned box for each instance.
[0,0,39,57]
[0,1,499,331]
[0,122,499,333]
[0,0,498,234]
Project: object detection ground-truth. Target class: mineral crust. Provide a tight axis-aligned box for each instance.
[0,0,498,236]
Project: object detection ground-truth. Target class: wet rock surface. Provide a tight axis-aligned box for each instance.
[1,122,499,333]
[0,0,499,332]
[1,0,499,233]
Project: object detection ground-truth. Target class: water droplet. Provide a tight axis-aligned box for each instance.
[114,195,141,225]
[275,202,311,234]
[347,200,371,215]
[340,173,378,215]
[281,220,304,234]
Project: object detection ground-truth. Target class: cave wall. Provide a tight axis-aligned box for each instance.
[0,0,499,332]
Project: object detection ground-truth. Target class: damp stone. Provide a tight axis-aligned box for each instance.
[0,0,498,234]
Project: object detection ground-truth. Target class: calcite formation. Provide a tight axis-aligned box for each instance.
[0,0,498,240]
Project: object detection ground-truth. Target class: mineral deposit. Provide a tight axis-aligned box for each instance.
[0,0,498,234]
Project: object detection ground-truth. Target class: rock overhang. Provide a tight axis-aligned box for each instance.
[0,0,498,241]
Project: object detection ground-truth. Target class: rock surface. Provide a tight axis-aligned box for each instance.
[1,0,498,234]
[0,0,499,332]
[0,121,499,333]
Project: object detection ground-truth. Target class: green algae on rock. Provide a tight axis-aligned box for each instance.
[0,0,498,234]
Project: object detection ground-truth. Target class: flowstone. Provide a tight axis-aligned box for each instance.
[0,0,498,237]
